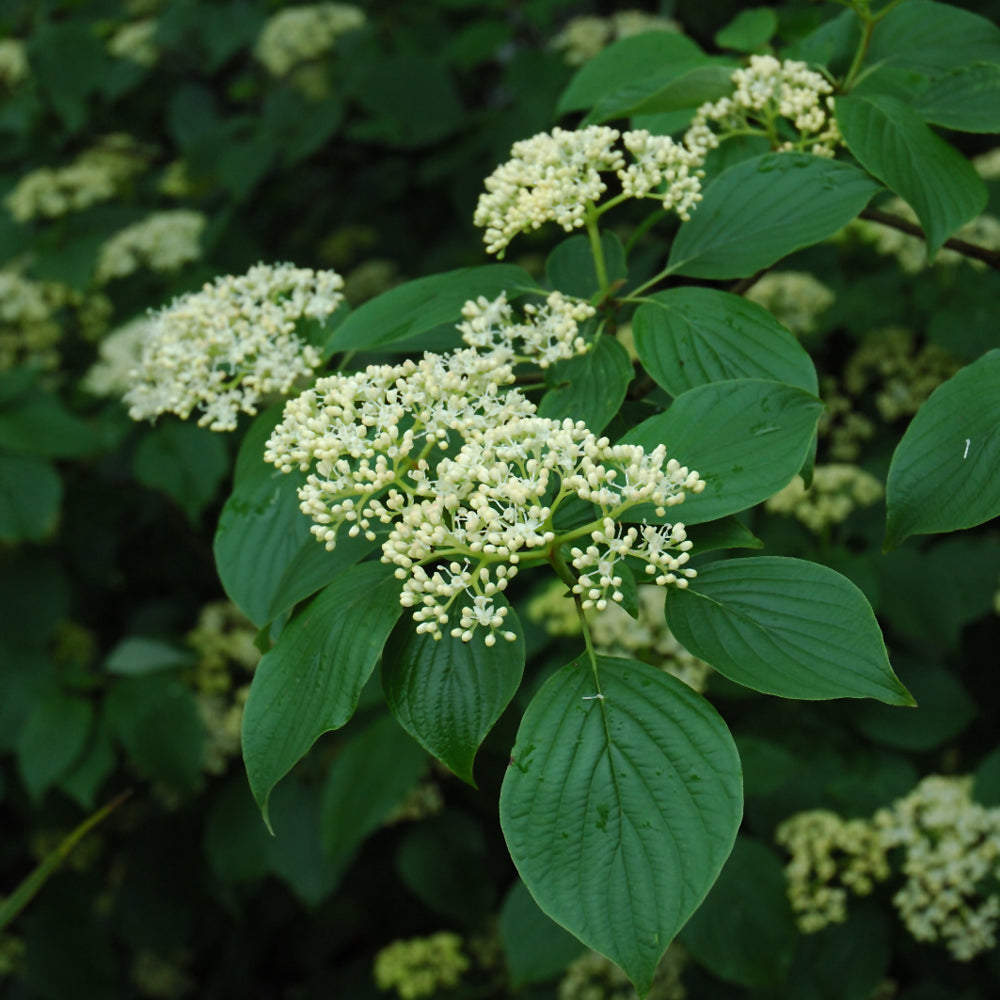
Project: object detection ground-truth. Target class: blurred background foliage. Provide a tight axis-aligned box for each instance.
[2,0,1000,998]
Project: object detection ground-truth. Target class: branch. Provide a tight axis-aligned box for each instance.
[860,207,1000,273]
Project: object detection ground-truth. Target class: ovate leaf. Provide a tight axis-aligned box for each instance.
[0,456,61,543]
[633,288,817,396]
[885,350,1000,548]
[500,655,742,996]
[836,93,986,257]
[620,379,823,524]
[667,154,881,278]
[915,64,1000,133]
[714,8,778,52]
[680,836,797,987]
[538,335,633,434]
[663,556,913,705]
[323,265,538,354]
[382,595,524,785]
[586,64,735,125]
[867,0,1000,77]
[500,879,586,988]
[321,713,428,877]
[557,32,708,114]
[16,694,93,800]
[241,562,404,824]
[213,471,378,626]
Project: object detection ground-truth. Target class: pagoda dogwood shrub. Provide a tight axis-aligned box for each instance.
[3,1,1000,998]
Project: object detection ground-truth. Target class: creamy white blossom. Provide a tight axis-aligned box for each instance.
[107,18,159,66]
[254,3,365,76]
[6,137,149,223]
[744,270,835,336]
[550,11,680,66]
[874,776,1000,961]
[0,38,28,89]
[765,464,884,533]
[82,315,154,397]
[474,127,704,256]
[125,262,344,431]
[458,291,595,368]
[685,55,840,159]
[267,324,704,644]
[96,210,207,284]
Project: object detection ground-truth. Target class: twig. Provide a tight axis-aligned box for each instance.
[860,207,1000,273]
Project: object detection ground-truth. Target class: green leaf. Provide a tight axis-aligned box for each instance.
[836,94,986,258]
[382,595,524,785]
[321,713,427,874]
[585,64,735,125]
[714,8,778,52]
[16,693,94,800]
[500,655,742,996]
[0,455,62,543]
[663,556,913,705]
[0,389,99,458]
[500,879,586,988]
[914,64,1000,132]
[783,904,891,1000]
[323,265,538,354]
[620,379,823,525]
[241,562,404,825]
[537,336,633,434]
[545,232,625,299]
[852,658,976,751]
[104,637,195,676]
[867,0,1000,77]
[133,420,229,522]
[885,350,1000,548]
[396,812,494,923]
[205,777,273,884]
[106,675,204,794]
[667,155,881,278]
[557,32,708,114]
[213,471,379,626]
[685,516,763,555]
[268,776,339,908]
[679,836,797,987]
[633,288,818,396]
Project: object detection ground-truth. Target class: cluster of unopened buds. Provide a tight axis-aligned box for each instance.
[266,292,705,645]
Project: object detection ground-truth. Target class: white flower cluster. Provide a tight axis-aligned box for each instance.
[843,326,960,422]
[973,146,1000,181]
[474,126,703,256]
[0,38,28,89]
[777,775,1000,961]
[82,315,154,397]
[0,268,75,371]
[776,810,891,933]
[458,291,595,368]
[551,11,681,66]
[186,602,260,776]
[254,3,365,77]
[744,270,835,336]
[684,55,841,159]
[373,932,469,1000]
[107,18,159,66]
[96,209,207,284]
[267,301,704,645]
[125,262,344,431]
[6,137,149,223]
[765,464,884,533]
[874,776,1000,961]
